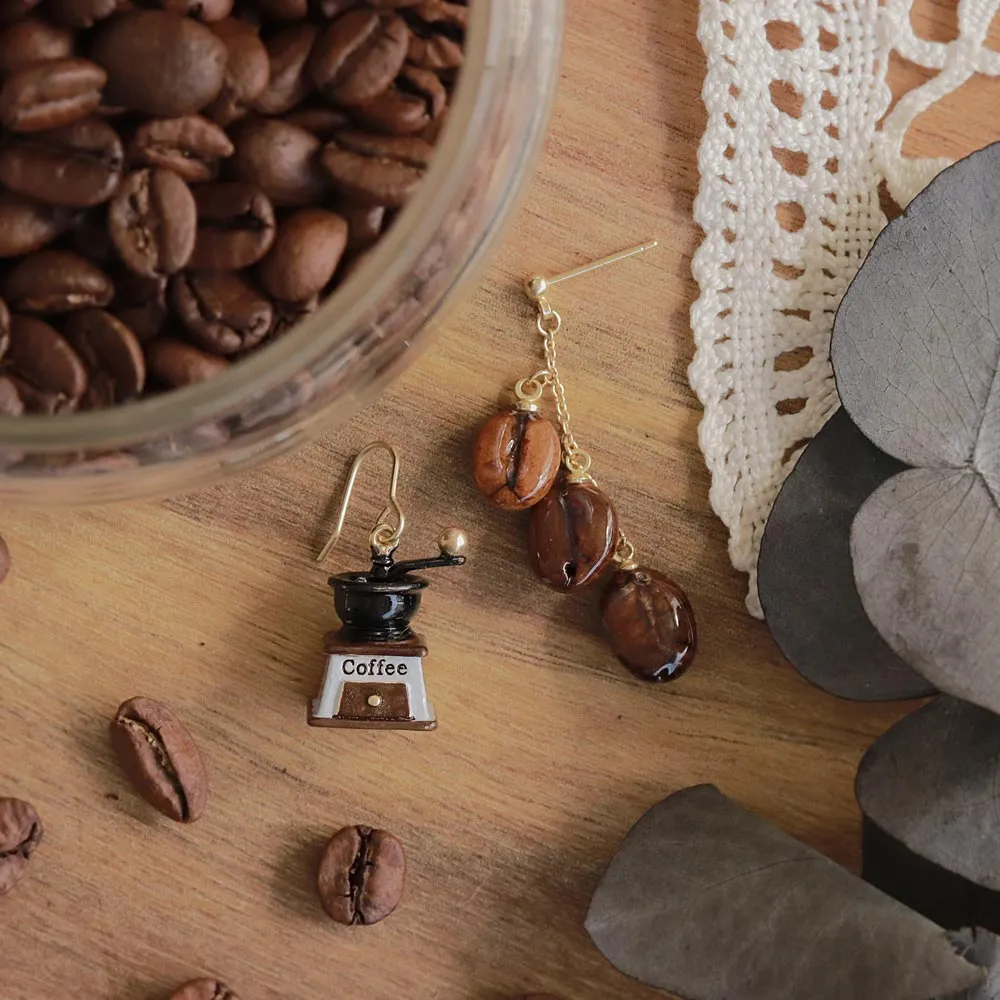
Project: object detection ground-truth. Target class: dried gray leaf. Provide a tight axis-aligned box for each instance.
[585,784,985,1000]
[857,697,1000,933]
[830,144,1000,709]
[758,408,931,700]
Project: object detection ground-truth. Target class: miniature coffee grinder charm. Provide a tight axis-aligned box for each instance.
[309,442,467,731]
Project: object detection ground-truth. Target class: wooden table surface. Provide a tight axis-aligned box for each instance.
[0,2,982,999]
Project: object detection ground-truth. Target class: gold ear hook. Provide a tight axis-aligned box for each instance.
[316,442,406,563]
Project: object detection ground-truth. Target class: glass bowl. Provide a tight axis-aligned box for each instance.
[0,0,564,504]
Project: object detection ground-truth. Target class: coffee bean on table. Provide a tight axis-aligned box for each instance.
[147,337,229,386]
[110,696,208,823]
[308,9,409,107]
[64,308,145,406]
[0,18,74,76]
[171,270,273,354]
[0,57,105,132]
[129,115,234,183]
[169,979,241,1000]
[316,825,406,925]
[254,23,317,116]
[231,116,330,207]
[322,129,431,207]
[2,249,113,313]
[5,314,88,411]
[108,168,197,278]
[0,798,42,894]
[0,193,69,257]
[189,181,275,270]
[258,207,348,302]
[91,10,228,117]
[0,116,123,207]
[205,17,269,127]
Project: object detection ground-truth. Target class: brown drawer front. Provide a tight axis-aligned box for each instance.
[338,682,412,721]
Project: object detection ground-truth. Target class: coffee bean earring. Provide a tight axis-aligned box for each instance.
[309,442,467,731]
[473,242,698,683]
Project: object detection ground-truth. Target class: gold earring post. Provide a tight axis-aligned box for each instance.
[316,442,406,563]
[524,239,659,303]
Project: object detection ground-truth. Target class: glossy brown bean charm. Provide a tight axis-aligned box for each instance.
[528,477,618,589]
[473,407,560,510]
[602,567,697,682]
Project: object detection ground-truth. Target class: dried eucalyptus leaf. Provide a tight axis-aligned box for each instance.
[758,408,931,700]
[585,784,985,1000]
[852,469,1000,713]
[857,697,1000,933]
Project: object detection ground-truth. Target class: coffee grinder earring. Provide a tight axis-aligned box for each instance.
[472,242,698,683]
[308,442,468,731]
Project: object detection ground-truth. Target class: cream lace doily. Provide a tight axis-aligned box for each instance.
[690,0,1000,616]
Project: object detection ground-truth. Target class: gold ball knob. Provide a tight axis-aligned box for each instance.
[525,275,548,300]
[438,527,469,558]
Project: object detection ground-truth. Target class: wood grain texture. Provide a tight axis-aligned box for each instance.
[0,2,979,999]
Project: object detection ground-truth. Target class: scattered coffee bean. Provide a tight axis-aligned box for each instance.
[108,168,197,278]
[528,477,620,590]
[231,116,330,207]
[254,22,317,115]
[308,9,409,107]
[64,308,145,406]
[2,249,112,313]
[110,696,208,823]
[0,56,104,132]
[0,18,74,76]
[316,825,405,925]
[146,337,229,386]
[473,408,561,510]
[190,181,275,270]
[0,193,70,257]
[169,979,241,1000]
[258,207,347,302]
[205,17,269,126]
[321,129,431,207]
[0,116,123,207]
[129,115,234,183]
[91,11,228,117]
[0,798,42,894]
[171,269,272,354]
[4,314,87,411]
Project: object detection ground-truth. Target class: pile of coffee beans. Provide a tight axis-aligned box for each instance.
[0,0,465,416]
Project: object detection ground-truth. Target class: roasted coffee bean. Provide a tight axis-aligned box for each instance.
[169,979,241,1000]
[473,408,561,510]
[0,116,122,208]
[112,271,167,341]
[0,193,70,257]
[171,270,272,354]
[231,116,329,207]
[255,0,306,19]
[205,18,269,126]
[353,63,445,135]
[316,825,405,925]
[258,207,347,301]
[529,477,619,590]
[146,0,232,21]
[268,291,316,338]
[322,129,430,206]
[308,9,409,107]
[43,0,116,29]
[0,19,74,77]
[0,0,41,22]
[254,23,317,115]
[3,250,113,313]
[108,168,196,278]
[129,115,234,183]
[0,376,23,415]
[0,798,42,895]
[403,0,464,71]
[111,696,207,822]
[5,314,87,411]
[147,337,229,386]
[602,567,697,682]
[69,206,118,265]
[341,202,384,250]
[65,308,145,405]
[91,11,228,117]
[0,58,105,133]
[0,296,9,357]
[190,181,275,269]
[285,104,349,138]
